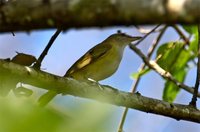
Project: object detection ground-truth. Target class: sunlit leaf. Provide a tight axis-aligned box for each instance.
[182,25,198,55]
[0,97,65,132]
[163,68,186,102]
[157,42,191,102]
[0,96,114,132]
[131,68,150,79]
[182,25,197,34]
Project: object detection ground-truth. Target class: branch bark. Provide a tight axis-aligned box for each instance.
[1,0,200,33]
[0,59,200,123]
[129,44,200,97]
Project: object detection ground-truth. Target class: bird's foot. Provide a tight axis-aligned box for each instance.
[87,78,104,90]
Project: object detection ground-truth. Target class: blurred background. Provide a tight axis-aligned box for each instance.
[0,26,199,132]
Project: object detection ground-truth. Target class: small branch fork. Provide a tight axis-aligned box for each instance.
[172,25,190,45]
[134,24,161,46]
[118,25,167,132]
[118,25,200,131]
[129,44,200,97]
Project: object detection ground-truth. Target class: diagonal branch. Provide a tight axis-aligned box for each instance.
[172,25,190,45]
[118,25,168,132]
[134,25,161,46]
[0,59,200,123]
[33,29,62,69]
[129,44,200,97]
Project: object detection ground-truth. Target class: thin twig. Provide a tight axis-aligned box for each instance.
[33,29,62,69]
[172,25,190,45]
[118,25,168,132]
[172,27,197,66]
[189,25,200,107]
[11,32,15,36]
[129,44,200,97]
[134,25,163,34]
[134,24,161,46]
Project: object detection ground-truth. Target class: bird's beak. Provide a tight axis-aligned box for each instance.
[130,36,142,41]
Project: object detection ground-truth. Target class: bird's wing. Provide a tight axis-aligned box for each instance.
[65,43,112,76]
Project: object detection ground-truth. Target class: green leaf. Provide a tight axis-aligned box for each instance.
[0,98,66,132]
[0,96,114,132]
[182,25,198,55]
[163,68,186,102]
[182,25,197,34]
[157,42,191,102]
[131,68,150,79]
[157,42,190,71]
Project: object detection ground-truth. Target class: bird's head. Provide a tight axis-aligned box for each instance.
[105,32,142,46]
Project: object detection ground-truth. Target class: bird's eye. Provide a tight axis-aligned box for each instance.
[117,30,122,34]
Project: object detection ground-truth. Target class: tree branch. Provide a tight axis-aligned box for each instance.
[118,25,168,132]
[0,59,200,123]
[129,44,200,97]
[1,0,200,33]
[172,25,190,45]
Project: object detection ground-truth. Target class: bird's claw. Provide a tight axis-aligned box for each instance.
[87,78,104,90]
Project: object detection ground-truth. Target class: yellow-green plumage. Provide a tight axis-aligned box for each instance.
[38,33,141,106]
[64,33,141,81]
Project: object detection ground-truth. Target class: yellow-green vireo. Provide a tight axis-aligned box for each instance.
[38,32,142,106]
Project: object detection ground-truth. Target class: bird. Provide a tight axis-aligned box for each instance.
[38,32,141,106]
